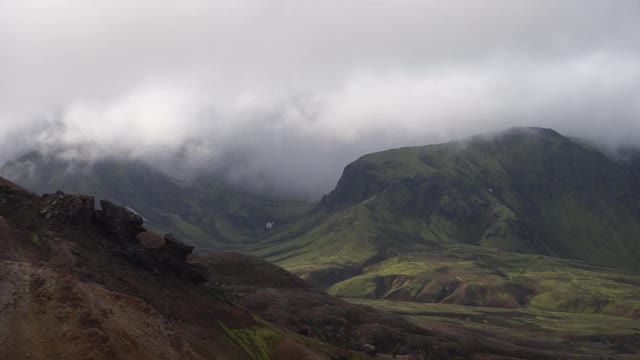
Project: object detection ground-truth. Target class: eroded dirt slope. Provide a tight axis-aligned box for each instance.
[0,179,353,360]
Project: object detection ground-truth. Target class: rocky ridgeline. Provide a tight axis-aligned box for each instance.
[96,199,145,243]
[38,190,205,281]
[40,192,95,224]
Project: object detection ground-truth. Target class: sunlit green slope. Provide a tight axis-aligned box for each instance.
[254,128,640,290]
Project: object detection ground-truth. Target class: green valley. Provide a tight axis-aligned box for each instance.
[0,151,312,248]
[4,127,640,358]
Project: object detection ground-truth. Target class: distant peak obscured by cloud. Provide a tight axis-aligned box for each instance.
[1,0,639,198]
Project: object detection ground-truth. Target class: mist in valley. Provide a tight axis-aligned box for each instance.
[1,0,639,199]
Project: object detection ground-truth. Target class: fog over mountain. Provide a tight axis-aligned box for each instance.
[1,0,639,198]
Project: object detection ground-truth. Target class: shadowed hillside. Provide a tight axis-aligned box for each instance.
[0,152,312,248]
[0,177,365,360]
[6,176,558,359]
[3,125,640,359]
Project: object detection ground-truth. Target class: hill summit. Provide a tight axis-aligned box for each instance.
[256,127,640,285]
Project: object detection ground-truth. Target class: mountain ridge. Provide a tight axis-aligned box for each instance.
[8,175,600,359]
[3,125,640,358]
[0,176,453,359]
[260,127,640,275]
[0,152,313,248]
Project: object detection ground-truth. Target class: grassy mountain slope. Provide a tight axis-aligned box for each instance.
[193,251,640,359]
[327,245,640,318]
[0,152,312,248]
[252,128,640,317]
[350,299,640,359]
[255,128,640,275]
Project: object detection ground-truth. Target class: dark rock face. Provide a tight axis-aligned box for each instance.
[321,161,386,210]
[125,235,206,282]
[33,192,205,282]
[96,199,145,243]
[162,234,195,262]
[112,232,205,282]
[92,203,205,281]
[40,191,95,224]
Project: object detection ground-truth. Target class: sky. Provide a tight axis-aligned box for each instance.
[1,0,639,198]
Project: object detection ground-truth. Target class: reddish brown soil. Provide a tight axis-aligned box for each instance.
[0,181,349,360]
[0,178,588,360]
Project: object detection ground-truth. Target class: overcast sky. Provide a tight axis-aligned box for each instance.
[1,0,639,198]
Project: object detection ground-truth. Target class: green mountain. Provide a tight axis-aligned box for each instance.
[6,176,637,359]
[4,128,640,358]
[252,127,640,316]
[0,152,312,248]
[5,128,640,319]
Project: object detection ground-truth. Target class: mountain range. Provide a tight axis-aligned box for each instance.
[0,151,312,248]
[2,127,640,359]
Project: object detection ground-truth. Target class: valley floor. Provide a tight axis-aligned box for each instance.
[350,299,640,359]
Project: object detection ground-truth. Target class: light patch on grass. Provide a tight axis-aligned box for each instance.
[220,323,282,360]
[30,232,41,246]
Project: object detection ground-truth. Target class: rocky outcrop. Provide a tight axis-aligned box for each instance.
[33,191,203,281]
[40,191,95,224]
[92,203,205,281]
[361,344,377,357]
[162,234,195,263]
[96,199,145,243]
[38,193,146,245]
[115,233,206,282]
[146,234,206,281]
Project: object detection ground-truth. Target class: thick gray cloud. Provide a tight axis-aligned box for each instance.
[1,0,639,198]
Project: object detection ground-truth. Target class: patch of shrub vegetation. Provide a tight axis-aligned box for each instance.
[220,323,282,360]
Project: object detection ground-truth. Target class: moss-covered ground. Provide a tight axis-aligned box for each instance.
[349,298,640,358]
[221,323,283,360]
[325,244,640,318]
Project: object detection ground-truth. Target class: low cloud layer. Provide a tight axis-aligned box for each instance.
[1,1,639,198]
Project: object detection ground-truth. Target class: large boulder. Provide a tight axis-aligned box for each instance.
[96,200,145,243]
[362,344,377,357]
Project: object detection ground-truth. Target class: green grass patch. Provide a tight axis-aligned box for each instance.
[30,232,41,246]
[325,245,640,317]
[349,298,640,357]
[220,323,282,360]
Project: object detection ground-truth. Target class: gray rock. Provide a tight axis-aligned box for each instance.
[40,191,94,224]
[96,200,144,243]
[362,344,377,357]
